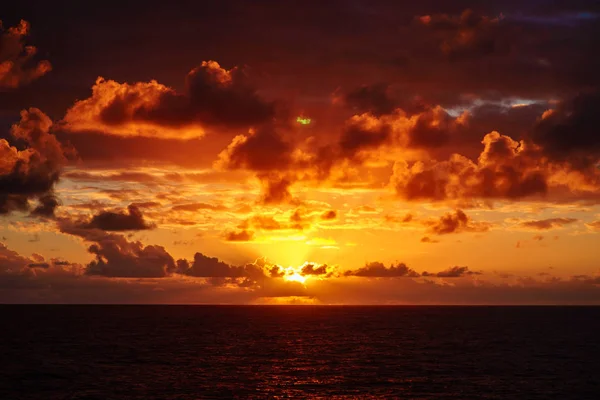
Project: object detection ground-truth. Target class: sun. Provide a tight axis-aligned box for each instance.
[285,271,307,284]
[282,266,307,284]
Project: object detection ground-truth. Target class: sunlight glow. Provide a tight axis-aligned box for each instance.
[285,271,307,284]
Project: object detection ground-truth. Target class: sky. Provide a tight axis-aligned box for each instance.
[1,0,600,304]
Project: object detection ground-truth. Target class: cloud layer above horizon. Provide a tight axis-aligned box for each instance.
[1,1,599,304]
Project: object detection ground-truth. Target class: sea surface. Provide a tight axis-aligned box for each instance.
[1,305,599,399]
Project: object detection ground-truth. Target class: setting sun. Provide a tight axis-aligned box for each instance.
[282,267,308,284]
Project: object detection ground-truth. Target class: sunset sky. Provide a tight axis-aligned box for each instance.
[1,0,600,304]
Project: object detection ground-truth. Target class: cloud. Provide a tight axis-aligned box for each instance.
[62,61,274,138]
[171,203,227,212]
[424,209,490,235]
[531,91,600,163]
[217,124,293,172]
[31,193,61,217]
[1,242,76,276]
[385,213,414,223]
[1,108,74,216]
[299,262,337,277]
[344,261,420,278]
[421,236,439,243]
[28,262,50,269]
[290,208,311,230]
[337,83,397,116]
[180,253,266,280]
[0,241,32,272]
[519,218,578,230]
[81,204,155,231]
[320,210,337,220]
[338,106,468,161]
[259,174,294,204]
[390,131,549,201]
[0,20,51,89]
[243,215,282,231]
[59,224,175,278]
[422,266,481,278]
[586,220,600,231]
[235,213,314,233]
[418,9,505,60]
[224,229,254,242]
[216,125,300,204]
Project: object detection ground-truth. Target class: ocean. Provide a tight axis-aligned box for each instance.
[1,305,599,399]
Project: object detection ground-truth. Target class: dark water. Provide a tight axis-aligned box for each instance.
[1,306,599,399]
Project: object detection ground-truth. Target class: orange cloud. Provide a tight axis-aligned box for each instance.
[1,108,74,216]
[519,218,578,231]
[62,61,274,138]
[224,229,254,242]
[390,131,549,201]
[344,262,420,278]
[338,106,468,161]
[0,20,51,89]
[320,210,337,220]
[422,266,481,278]
[586,221,600,231]
[424,209,490,235]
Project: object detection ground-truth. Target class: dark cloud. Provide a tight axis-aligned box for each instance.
[422,266,481,278]
[130,201,161,209]
[217,125,293,172]
[403,6,600,105]
[520,218,578,230]
[424,209,490,235]
[531,91,600,164]
[337,116,390,160]
[421,236,439,243]
[300,263,330,276]
[391,132,549,201]
[337,106,468,162]
[31,193,60,217]
[59,224,175,278]
[338,83,397,116]
[320,210,337,220]
[344,262,420,278]
[181,253,265,280]
[28,262,50,269]
[259,174,294,204]
[81,204,155,231]
[417,9,507,60]
[268,264,285,278]
[217,125,298,204]
[0,20,51,89]
[52,260,71,266]
[0,108,74,216]
[224,229,254,242]
[62,61,275,138]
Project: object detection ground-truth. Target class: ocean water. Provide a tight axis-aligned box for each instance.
[1,306,599,399]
